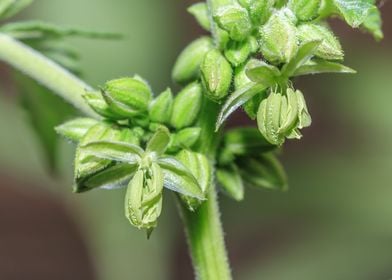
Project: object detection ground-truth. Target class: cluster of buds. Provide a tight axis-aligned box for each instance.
[56,0,382,232]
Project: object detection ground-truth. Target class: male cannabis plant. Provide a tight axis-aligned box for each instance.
[0,0,383,279]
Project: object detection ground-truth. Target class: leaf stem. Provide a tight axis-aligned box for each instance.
[0,33,98,117]
[180,98,232,280]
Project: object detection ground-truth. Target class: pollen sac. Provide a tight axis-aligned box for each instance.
[257,88,311,145]
[149,88,173,124]
[288,0,320,22]
[214,4,252,41]
[172,127,201,150]
[259,9,298,64]
[170,82,203,129]
[102,77,152,118]
[125,163,164,232]
[201,49,233,102]
[297,23,344,60]
[83,91,120,119]
[238,0,275,25]
[172,37,214,84]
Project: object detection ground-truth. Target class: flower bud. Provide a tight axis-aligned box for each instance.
[238,0,275,25]
[102,77,152,118]
[149,88,173,124]
[55,118,98,142]
[224,39,252,67]
[288,0,320,21]
[176,150,211,210]
[172,37,214,84]
[297,23,344,60]
[201,49,233,102]
[214,4,252,41]
[172,127,201,151]
[259,9,298,64]
[170,82,203,129]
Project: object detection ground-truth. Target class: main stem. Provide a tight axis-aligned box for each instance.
[0,33,97,118]
[180,99,232,280]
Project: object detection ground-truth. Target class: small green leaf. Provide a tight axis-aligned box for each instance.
[56,118,98,142]
[217,164,244,201]
[188,2,211,31]
[216,83,267,130]
[333,0,373,28]
[293,59,356,76]
[146,127,171,155]
[158,157,204,200]
[362,7,383,40]
[281,40,322,78]
[0,20,121,40]
[171,127,201,151]
[288,0,321,21]
[76,163,137,192]
[238,153,288,191]
[0,0,32,20]
[81,141,143,163]
[246,60,281,86]
[83,91,120,119]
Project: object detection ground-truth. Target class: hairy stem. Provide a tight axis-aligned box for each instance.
[180,99,232,280]
[0,33,97,117]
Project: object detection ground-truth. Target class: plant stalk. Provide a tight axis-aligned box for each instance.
[0,33,98,117]
[180,99,232,280]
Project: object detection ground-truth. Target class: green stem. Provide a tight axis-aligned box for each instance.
[0,33,97,117]
[180,99,232,280]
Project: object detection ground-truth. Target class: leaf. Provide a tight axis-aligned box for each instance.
[55,118,98,142]
[246,60,281,85]
[281,40,322,78]
[81,141,143,163]
[216,83,267,130]
[146,127,171,155]
[0,20,121,40]
[219,127,276,165]
[16,73,75,173]
[216,164,244,201]
[333,0,373,27]
[0,0,32,20]
[158,157,204,200]
[293,59,356,76]
[362,6,383,40]
[237,153,288,191]
[76,163,137,192]
[188,2,211,31]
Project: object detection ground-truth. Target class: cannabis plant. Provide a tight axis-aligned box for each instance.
[0,0,383,279]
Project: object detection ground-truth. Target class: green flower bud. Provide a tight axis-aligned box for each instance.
[125,162,163,232]
[172,127,201,151]
[249,36,259,53]
[201,49,233,102]
[297,23,344,60]
[295,89,312,129]
[259,9,298,64]
[216,164,244,201]
[83,91,119,119]
[289,0,320,21]
[102,77,152,118]
[149,88,173,124]
[176,150,211,210]
[238,0,275,25]
[170,82,203,129]
[55,118,98,142]
[214,4,252,41]
[188,2,211,31]
[224,39,252,67]
[172,37,214,84]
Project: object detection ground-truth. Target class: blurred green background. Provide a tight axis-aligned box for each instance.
[0,1,391,279]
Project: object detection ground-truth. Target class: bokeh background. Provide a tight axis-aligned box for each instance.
[0,1,392,279]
